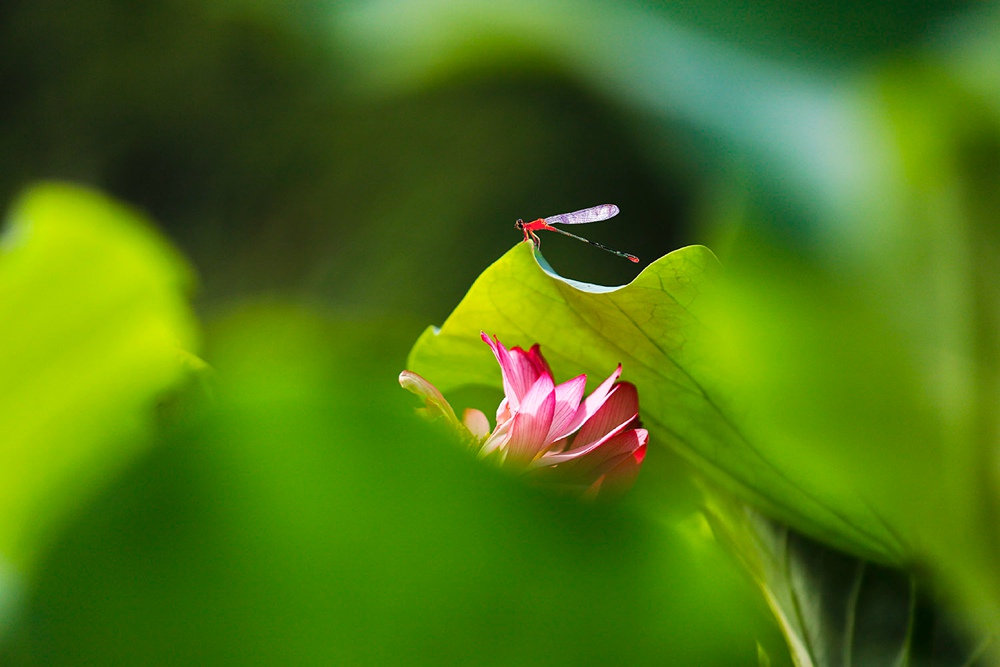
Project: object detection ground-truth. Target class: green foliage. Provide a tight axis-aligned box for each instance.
[4,305,782,666]
[406,240,998,656]
[707,500,990,667]
[408,242,894,560]
[2,1,999,663]
[0,183,199,574]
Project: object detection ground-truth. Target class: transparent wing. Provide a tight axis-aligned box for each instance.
[544,204,619,226]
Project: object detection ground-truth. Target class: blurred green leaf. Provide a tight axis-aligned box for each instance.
[0,183,199,574]
[4,304,782,666]
[844,61,1000,636]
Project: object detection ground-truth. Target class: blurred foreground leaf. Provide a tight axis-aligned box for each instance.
[816,59,1000,633]
[0,183,199,575]
[3,305,782,665]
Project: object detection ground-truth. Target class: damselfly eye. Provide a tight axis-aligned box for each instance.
[515,219,524,230]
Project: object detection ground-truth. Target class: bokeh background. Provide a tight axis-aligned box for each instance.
[1,0,998,664]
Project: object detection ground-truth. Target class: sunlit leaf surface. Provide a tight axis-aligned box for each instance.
[408,242,906,562]
[408,239,1000,646]
[0,183,199,573]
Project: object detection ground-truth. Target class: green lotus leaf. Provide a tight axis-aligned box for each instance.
[408,242,920,564]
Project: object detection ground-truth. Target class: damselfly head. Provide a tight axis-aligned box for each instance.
[514,219,524,231]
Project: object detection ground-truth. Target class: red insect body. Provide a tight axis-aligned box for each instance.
[518,218,551,245]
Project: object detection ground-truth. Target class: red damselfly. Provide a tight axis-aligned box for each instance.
[514,204,639,263]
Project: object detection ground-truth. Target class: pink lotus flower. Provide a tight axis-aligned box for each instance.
[399,332,647,499]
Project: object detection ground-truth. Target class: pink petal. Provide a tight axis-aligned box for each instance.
[463,408,491,439]
[569,382,639,452]
[478,413,514,459]
[592,435,648,499]
[530,416,634,467]
[550,364,623,441]
[523,343,553,379]
[567,428,648,480]
[481,332,541,409]
[544,374,587,443]
[531,428,647,490]
[399,370,459,424]
[546,436,570,455]
[495,397,512,427]
[509,346,547,389]
[503,373,556,467]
